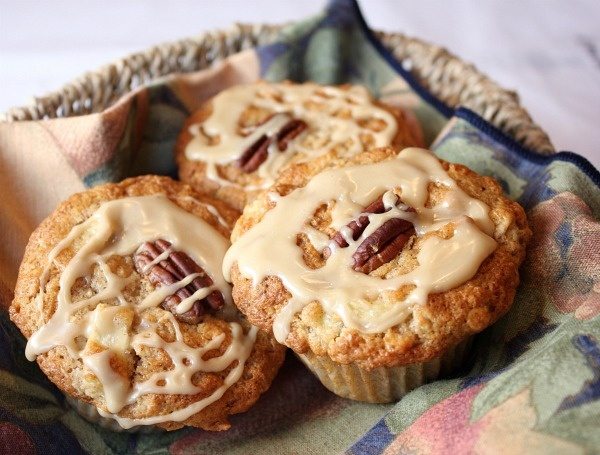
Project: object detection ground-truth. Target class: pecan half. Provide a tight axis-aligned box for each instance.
[237,118,307,173]
[352,218,414,273]
[324,194,415,273]
[134,239,224,324]
[275,119,308,151]
[238,134,270,174]
[328,196,387,250]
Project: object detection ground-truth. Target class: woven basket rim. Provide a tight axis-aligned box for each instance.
[1,23,554,154]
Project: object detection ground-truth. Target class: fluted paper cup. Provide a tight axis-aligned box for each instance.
[296,338,472,403]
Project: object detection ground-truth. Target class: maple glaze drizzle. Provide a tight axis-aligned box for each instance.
[223,148,498,343]
[185,82,399,189]
[26,195,257,428]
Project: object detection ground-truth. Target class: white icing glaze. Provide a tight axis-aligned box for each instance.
[98,321,258,429]
[223,148,498,342]
[302,226,332,252]
[136,272,201,311]
[175,284,218,314]
[25,195,257,427]
[83,350,131,414]
[137,246,172,273]
[185,82,399,190]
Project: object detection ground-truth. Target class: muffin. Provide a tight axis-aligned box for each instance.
[176,80,424,211]
[223,147,531,403]
[9,176,286,431]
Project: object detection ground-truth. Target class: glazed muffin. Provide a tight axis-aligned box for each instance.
[223,147,531,403]
[176,80,424,211]
[9,176,286,431]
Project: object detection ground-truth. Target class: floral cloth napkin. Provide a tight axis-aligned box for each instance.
[0,0,598,453]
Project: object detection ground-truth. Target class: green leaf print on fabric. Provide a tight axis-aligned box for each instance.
[433,120,528,200]
[467,282,562,380]
[262,48,297,83]
[0,370,62,424]
[261,16,325,83]
[544,401,600,450]
[471,321,599,424]
[59,411,129,455]
[384,378,463,434]
[304,28,351,84]
[341,28,396,93]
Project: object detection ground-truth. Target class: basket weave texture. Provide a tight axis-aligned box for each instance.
[3,24,554,154]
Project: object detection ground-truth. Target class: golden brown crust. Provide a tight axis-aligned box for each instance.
[228,147,531,370]
[9,175,285,431]
[175,81,424,212]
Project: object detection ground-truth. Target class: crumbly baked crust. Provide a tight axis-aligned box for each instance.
[228,147,531,370]
[9,175,285,431]
[176,81,424,211]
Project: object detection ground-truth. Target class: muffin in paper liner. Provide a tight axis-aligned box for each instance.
[176,81,424,212]
[65,397,161,433]
[10,176,286,431]
[296,337,472,403]
[226,146,530,404]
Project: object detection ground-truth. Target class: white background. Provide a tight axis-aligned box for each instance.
[1,0,599,167]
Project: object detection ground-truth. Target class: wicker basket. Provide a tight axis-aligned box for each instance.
[3,23,553,155]
[1,20,556,436]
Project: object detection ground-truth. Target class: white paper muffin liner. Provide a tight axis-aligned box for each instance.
[65,397,161,433]
[296,337,472,403]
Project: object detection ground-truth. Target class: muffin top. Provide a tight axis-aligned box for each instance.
[224,147,531,370]
[9,176,285,431]
[176,80,423,211]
